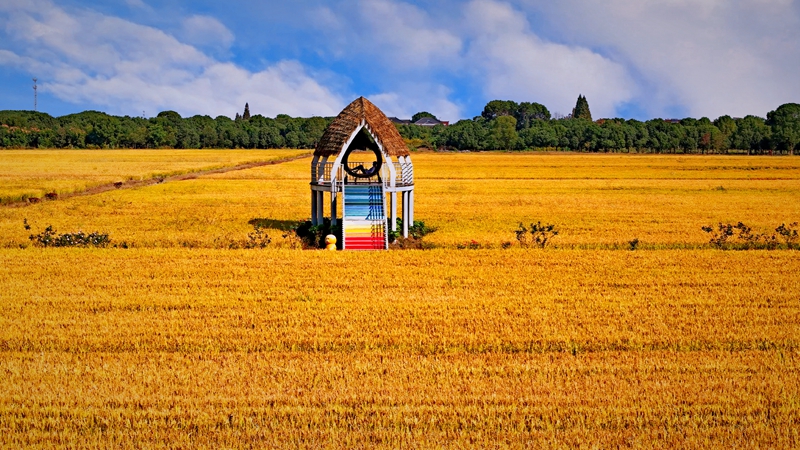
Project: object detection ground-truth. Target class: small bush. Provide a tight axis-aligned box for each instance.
[775,222,799,249]
[293,219,341,249]
[702,223,735,248]
[247,218,305,249]
[456,240,484,250]
[244,223,272,249]
[628,238,640,250]
[391,237,437,250]
[24,219,110,248]
[702,221,798,250]
[389,219,436,243]
[515,221,559,248]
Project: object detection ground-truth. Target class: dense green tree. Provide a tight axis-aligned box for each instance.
[157,110,182,123]
[0,125,8,147]
[731,116,771,154]
[482,100,517,120]
[514,102,551,129]
[411,111,437,122]
[560,118,591,151]
[176,122,200,148]
[440,119,486,150]
[518,120,558,148]
[767,103,800,155]
[3,99,800,153]
[714,115,737,152]
[150,116,177,148]
[120,123,148,148]
[64,126,86,148]
[623,120,648,150]
[302,116,329,146]
[214,116,235,147]
[598,120,626,151]
[146,124,167,148]
[694,118,723,154]
[645,119,681,153]
[492,115,518,150]
[572,95,592,121]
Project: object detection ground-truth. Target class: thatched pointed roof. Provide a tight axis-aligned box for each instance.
[315,97,409,157]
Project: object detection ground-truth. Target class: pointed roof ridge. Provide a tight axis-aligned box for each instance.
[315,97,410,157]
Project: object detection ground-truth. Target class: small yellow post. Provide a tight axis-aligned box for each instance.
[325,234,337,251]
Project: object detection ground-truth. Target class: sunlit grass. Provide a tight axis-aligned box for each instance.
[1,151,799,447]
[1,248,798,447]
[3,153,798,248]
[0,148,310,203]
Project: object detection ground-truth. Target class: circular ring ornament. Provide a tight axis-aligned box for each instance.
[342,146,382,178]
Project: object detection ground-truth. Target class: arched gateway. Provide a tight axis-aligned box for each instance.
[311,97,415,250]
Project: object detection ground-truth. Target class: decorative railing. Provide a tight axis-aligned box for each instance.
[313,161,413,186]
[396,162,414,186]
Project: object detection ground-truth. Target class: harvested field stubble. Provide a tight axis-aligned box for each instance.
[1,249,799,447]
[1,152,799,447]
[3,153,798,248]
[2,351,796,447]
[0,149,310,204]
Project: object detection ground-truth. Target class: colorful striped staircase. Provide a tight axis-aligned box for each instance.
[342,184,388,250]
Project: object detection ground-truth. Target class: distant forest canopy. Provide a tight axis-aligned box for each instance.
[1,98,799,154]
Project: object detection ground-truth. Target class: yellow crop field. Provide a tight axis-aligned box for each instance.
[3,153,798,248]
[1,151,799,447]
[0,149,310,204]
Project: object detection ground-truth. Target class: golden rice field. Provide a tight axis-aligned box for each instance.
[1,150,799,448]
[0,149,310,204]
[3,153,800,249]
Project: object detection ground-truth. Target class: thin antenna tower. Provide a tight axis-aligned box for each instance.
[32,78,38,112]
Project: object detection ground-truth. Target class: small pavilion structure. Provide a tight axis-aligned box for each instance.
[311,97,415,250]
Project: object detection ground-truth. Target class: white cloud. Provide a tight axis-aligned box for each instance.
[0,0,344,118]
[461,0,635,118]
[313,0,462,69]
[313,0,636,119]
[371,85,462,121]
[179,15,235,50]
[312,0,800,119]
[521,0,800,118]
[124,0,151,10]
[353,0,462,69]
[307,0,466,119]
[6,0,793,121]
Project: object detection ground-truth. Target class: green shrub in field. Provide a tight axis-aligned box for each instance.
[515,221,559,248]
[702,221,798,250]
[24,219,111,248]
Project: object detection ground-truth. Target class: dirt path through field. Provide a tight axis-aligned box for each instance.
[5,153,311,208]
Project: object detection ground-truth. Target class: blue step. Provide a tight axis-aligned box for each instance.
[342,184,387,250]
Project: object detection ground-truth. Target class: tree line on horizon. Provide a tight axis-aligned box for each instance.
[0,98,798,154]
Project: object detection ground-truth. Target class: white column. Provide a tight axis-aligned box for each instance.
[316,191,324,224]
[391,192,398,231]
[409,190,414,224]
[311,190,318,225]
[331,191,338,226]
[402,192,409,238]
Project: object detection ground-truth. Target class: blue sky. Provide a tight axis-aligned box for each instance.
[1,0,799,121]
